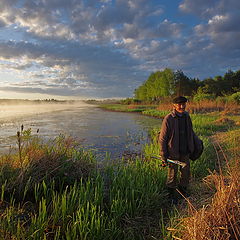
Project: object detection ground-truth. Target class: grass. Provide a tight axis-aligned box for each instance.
[0,101,239,239]
[168,128,240,240]
[0,127,169,239]
[98,103,157,113]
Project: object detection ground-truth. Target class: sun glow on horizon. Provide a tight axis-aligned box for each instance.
[0,90,86,101]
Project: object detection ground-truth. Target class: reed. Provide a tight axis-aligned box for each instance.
[167,128,240,240]
[0,127,169,239]
[0,161,168,239]
[188,99,240,114]
[156,99,240,114]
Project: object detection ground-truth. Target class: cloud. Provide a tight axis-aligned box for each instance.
[208,13,240,33]
[0,0,239,98]
[0,61,33,70]
[194,11,240,50]
[0,19,7,28]
[179,0,219,17]
[157,19,184,38]
[0,0,166,43]
[179,0,240,18]
[0,38,142,97]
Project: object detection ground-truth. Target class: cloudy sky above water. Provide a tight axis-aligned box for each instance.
[0,0,239,99]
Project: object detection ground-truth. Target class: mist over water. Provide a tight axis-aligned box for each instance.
[0,101,92,120]
[0,103,161,161]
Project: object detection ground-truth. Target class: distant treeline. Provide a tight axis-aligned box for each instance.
[0,99,74,105]
[133,68,240,103]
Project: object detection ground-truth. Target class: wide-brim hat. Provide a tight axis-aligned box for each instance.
[172,96,188,104]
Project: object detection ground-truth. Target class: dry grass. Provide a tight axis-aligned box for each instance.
[177,169,240,240]
[169,129,240,240]
[157,100,240,114]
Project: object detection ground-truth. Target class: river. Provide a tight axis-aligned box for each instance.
[0,102,162,161]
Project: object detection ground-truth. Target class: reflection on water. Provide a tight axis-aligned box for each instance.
[0,105,162,161]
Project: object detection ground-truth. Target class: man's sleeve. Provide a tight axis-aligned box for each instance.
[158,116,169,160]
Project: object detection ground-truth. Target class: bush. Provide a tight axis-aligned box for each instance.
[193,93,215,102]
[226,91,240,104]
[120,98,142,105]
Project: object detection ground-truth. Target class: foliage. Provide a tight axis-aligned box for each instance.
[142,109,169,118]
[197,69,240,97]
[226,91,240,104]
[120,98,141,105]
[174,70,195,96]
[193,88,215,102]
[134,68,240,103]
[134,68,175,101]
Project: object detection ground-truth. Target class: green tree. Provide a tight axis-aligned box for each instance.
[223,69,240,94]
[173,70,193,96]
[134,68,174,101]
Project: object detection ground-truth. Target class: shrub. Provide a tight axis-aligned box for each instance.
[193,93,215,102]
[226,91,240,104]
[120,98,142,105]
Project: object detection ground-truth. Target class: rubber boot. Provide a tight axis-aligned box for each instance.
[167,187,178,205]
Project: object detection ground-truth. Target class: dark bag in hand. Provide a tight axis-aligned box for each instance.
[190,134,204,161]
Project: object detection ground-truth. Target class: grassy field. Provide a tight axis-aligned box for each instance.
[0,102,239,239]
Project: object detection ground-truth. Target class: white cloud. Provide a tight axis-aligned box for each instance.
[208,15,227,24]
[0,0,239,98]
[179,0,218,17]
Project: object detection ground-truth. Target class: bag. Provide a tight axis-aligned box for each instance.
[189,134,204,161]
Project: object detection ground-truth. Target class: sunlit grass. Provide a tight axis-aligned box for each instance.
[0,103,239,239]
[0,127,168,239]
[169,128,240,240]
[98,103,157,113]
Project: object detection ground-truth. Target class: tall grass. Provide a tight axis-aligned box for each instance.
[140,112,239,239]
[173,131,240,240]
[0,128,96,199]
[170,129,240,239]
[99,100,240,239]
[142,109,169,118]
[156,99,240,114]
[0,127,170,239]
[0,106,239,239]
[188,99,240,114]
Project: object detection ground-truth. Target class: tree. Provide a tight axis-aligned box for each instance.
[134,68,240,102]
[173,70,192,96]
[223,69,239,94]
[134,68,175,101]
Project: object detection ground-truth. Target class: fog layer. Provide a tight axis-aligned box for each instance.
[0,101,93,120]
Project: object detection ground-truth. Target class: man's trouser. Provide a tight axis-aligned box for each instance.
[166,154,190,189]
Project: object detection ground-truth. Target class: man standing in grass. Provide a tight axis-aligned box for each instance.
[159,96,196,204]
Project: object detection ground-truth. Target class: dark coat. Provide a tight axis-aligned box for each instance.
[159,110,195,160]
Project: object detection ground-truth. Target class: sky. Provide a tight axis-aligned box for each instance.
[0,0,239,99]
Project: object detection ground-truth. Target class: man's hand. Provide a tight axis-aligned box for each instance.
[161,158,168,167]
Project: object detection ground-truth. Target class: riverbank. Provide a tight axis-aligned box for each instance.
[0,102,239,239]
[98,102,240,239]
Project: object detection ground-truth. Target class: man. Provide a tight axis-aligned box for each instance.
[159,96,196,203]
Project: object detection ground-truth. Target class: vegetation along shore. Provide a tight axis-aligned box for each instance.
[1,68,240,239]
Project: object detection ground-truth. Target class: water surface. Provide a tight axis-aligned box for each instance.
[0,103,162,161]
